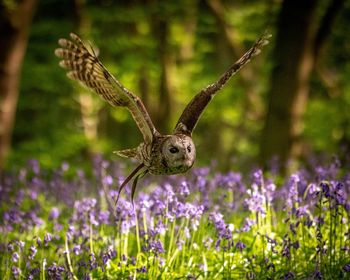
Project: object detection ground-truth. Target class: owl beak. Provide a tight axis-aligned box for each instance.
[183,157,194,167]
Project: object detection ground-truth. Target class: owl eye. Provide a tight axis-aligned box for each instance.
[169,146,179,154]
[187,146,191,153]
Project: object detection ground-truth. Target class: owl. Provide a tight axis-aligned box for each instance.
[55,33,270,204]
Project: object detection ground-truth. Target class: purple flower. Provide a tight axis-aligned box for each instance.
[245,183,266,215]
[149,240,165,255]
[283,271,295,279]
[209,212,232,240]
[12,266,21,277]
[292,241,300,250]
[29,245,37,260]
[313,270,323,279]
[7,242,14,252]
[252,169,263,185]
[44,232,53,246]
[36,237,42,247]
[343,263,350,272]
[136,266,147,273]
[308,183,319,195]
[320,182,330,198]
[73,244,81,256]
[236,240,246,252]
[101,246,116,265]
[12,252,19,263]
[89,253,98,270]
[49,207,60,220]
[285,174,300,209]
[47,262,65,279]
[98,211,110,224]
[240,217,256,232]
[155,220,167,235]
[102,175,113,186]
[179,181,190,196]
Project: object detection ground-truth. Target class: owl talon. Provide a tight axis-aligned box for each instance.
[114,163,145,205]
[130,169,148,207]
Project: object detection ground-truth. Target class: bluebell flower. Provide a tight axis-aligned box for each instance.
[47,262,65,280]
[343,263,350,272]
[149,240,165,254]
[236,240,246,252]
[98,211,110,225]
[36,237,42,247]
[49,207,60,220]
[73,244,81,255]
[179,181,190,196]
[28,267,41,280]
[245,183,266,216]
[101,246,116,265]
[7,242,14,252]
[313,270,323,279]
[12,252,19,263]
[320,182,330,198]
[292,241,300,250]
[308,183,319,195]
[240,217,256,232]
[89,253,98,270]
[44,232,53,246]
[102,175,113,186]
[283,271,295,279]
[155,220,167,235]
[285,174,300,209]
[29,245,37,260]
[11,266,21,277]
[136,265,147,273]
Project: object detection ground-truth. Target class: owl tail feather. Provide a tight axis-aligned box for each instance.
[115,163,146,206]
[113,148,138,158]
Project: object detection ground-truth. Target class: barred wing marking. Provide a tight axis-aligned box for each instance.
[55,33,158,143]
[174,33,271,136]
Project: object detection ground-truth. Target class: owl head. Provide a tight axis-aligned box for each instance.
[161,134,196,174]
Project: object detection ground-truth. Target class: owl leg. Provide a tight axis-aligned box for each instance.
[115,163,145,205]
[131,169,149,208]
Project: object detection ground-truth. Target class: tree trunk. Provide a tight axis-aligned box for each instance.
[0,0,38,170]
[260,0,319,167]
[73,0,99,147]
[153,13,173,134]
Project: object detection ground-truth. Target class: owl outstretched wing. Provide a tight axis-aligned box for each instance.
[173,33,271,136]
[55,33,159,143]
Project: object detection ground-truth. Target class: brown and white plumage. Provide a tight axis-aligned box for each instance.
[173,34,270,136]
[55,33,158,144]
[55,32,270,204]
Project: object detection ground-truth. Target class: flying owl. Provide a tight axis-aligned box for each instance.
[55,33,270,204]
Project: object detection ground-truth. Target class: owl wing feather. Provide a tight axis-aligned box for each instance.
[173,33,271,136]
[55,33,158,143]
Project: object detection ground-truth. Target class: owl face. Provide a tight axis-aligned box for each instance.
[160,135,196,174]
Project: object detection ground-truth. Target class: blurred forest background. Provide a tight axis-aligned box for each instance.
[1,0,349,172]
